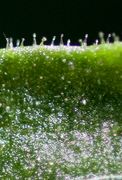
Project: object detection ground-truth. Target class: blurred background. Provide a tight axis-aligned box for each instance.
[0,0,122,47]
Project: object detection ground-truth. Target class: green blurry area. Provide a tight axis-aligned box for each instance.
[0,44,122,179]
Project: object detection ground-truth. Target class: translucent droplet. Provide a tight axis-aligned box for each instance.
[0,103,2,107]
[51,36,56,46]
[60,34,64,46]
[32,33,37,46]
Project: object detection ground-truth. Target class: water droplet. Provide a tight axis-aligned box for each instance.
[60,34,64,46]
[0,103,2,107]
[32,33,37,46]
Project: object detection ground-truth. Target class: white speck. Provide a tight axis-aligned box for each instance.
[62,59,66,63]
[35,101,40,106]
[39,76,43,79]
[6,106,10,112]
[61,76,65,80]
[80,99,87,105]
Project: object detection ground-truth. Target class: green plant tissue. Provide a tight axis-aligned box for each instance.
[0,43,122,179]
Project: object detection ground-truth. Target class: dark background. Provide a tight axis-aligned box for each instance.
[0,0,122,47]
